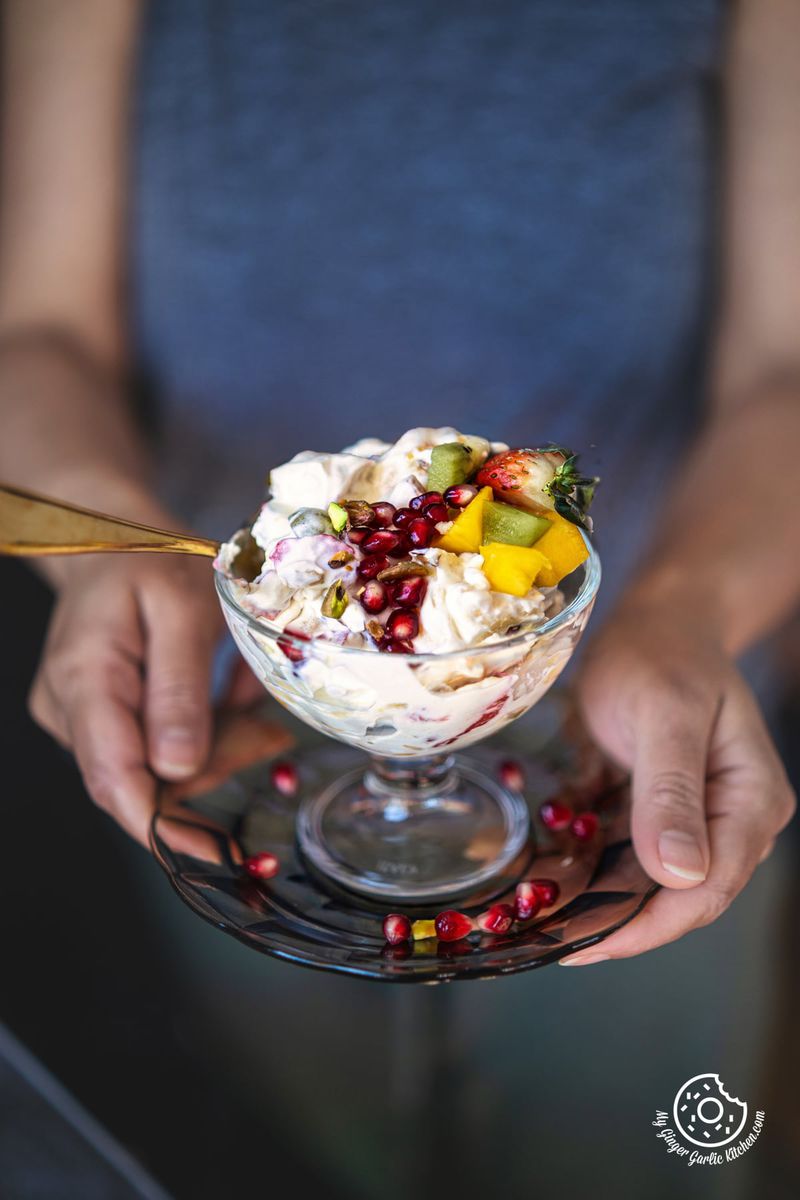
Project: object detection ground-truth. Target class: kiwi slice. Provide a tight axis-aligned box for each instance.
[427,442,476,493]
[482,500,551,547]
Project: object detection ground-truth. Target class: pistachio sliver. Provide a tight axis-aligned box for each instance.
[376,560,435,582]
[342,499,375,527]
[328,549,354,568]
[328,501,348,533]
[321,579,349,620]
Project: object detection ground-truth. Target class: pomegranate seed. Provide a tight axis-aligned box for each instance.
[382,913,412,945]
[382,638,414,654]
[499,759,525,792]
[392,507,415,529]
[539,799,574,831]
[476,903,516,935]
[244,852,280,880]
[435,910,475,942]
[410,491,444,511]
[571,812,599,841]
[277,630,309,662]
[406,517,434,549]
[372,502,396,528]
[386,609,419,641]
[363,529,404,556]
[531,878,560,906]
[346,525,372,546]
[422,501,449,524]
[514,881,542,922]
[392,575,428,609]
[270,760,298,796]
[359,580,388,613]
[357,553,390,579]
[444,483,478,508]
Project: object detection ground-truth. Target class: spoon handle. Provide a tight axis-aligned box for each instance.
[0,483,220,558]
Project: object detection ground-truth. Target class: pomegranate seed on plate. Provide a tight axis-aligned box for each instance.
[346,525,372,546]
[406,517,434,549]
[422,501,448,524]
[383,913,412,944]
[571,812,599,841]
[392,507,415,529]
[434,910,475,942]
[363,529,404,556]
[514,881,542,921]
[410,491,444,511]
[539,799,574,831]
[277,630,309,662]
[531,878,560,906]
[499,759,525,791]
[386,609,419,641]
[357,553,390,579]
[270,760,298,796]
[372,502,396,527]
[359,580,388,613]
[444,483,478,508]
[244,852,280,880]
[476,903,516,935]
[392,575,427,609]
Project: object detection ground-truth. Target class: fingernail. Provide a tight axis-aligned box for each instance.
[658,830,707,881]
[559,952,610,967]
[154,729,198,775]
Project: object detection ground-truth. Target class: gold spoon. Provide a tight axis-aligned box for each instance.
[0,483,220,559]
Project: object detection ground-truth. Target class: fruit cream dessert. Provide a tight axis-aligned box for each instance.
[216,428,597,755]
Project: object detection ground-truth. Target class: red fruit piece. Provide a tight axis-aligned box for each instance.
[435,910,475,942]
[363,529,404,556]
[571,812,599,841]
[410,491,444,511]
[392,507,415,529]
[406,517,434,549]
[372,502,396,528]
[392,575,428,609]
[422,501,449,524]
[444,483,478,508]
[539,799,573,831]
[383,913,412,945]
[244,852,280,880]
[499,759,525,792]
[514,881,542,922]
[357,553,390,579]
[346,525,372,546]
[270,760,298,796]
[386,609,419,641]
[476,902,516,934]
[359,580,388,613]
[382,638,414,654]
[277,629,310,663]
[531,878,560,906]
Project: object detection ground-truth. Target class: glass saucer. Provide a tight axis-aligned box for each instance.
[150,692,657,983]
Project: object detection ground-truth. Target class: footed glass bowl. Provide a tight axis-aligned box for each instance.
[214,545,600,903]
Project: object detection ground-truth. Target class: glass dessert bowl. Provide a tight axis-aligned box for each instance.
[214,542,600,902]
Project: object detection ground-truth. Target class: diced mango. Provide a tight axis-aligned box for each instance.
[434,486,493,554]
[531,511,589,586]
[480,542,552,597]
[411,919,437,941]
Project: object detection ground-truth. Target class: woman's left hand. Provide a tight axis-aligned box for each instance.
[565,599,796,965]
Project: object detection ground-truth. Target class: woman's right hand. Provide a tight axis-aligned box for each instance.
[28,552,225,847]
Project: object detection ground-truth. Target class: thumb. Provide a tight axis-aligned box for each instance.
[630,690,715,889]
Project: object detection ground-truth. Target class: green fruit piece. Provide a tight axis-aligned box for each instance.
[427,442,475,493]
[289,507,335,537]
[328,502,348,532]
[482,500,552,547]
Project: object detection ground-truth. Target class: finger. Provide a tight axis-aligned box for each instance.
[141,597,216,779]
[629,687,716,889]
[66,678,156,849]
[220,656,265,709]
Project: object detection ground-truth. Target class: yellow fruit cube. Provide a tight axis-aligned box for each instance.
[480,542,552,597]
[434,486,493,554]
[531,511,588,586]
[411,919,437,941]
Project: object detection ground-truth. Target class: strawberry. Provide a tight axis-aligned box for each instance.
[475,446,597,532]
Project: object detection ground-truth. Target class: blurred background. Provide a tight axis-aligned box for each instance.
[2,551,799,1198]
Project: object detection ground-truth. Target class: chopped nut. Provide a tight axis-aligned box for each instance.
[366,619,386,642]
[376,559,435,582]
[342,499,375,527]
[328,549,355,568]
[321,579,349,620]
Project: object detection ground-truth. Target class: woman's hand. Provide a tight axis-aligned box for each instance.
[566,599,796,964]
[28,553,225,847]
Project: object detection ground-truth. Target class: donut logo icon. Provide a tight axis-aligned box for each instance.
[673,1074,748,1148]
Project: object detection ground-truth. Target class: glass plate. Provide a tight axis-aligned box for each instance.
[150,692,657,983]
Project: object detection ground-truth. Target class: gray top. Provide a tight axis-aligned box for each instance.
[131,0,723,621]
